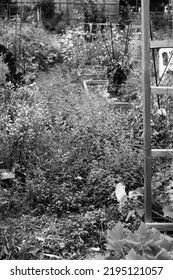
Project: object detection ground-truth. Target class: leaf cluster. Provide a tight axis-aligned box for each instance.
[82,0,106,24]
[106,222,173,260]
[35,0,55,21]
[0,210,108,260]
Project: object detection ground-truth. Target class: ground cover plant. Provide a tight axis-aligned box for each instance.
[1,8,173,260]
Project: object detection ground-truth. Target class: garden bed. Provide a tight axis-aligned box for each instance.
[1,2,173,260]
[83,79,133,111]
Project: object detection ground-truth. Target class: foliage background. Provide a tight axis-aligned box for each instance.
[1,2,173,260]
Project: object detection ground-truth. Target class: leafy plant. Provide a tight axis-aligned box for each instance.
[100,22,133,98]
[105,222,173,260]
[0,55,9,84]
[151,12,169,32]
[35,0,55,22]
[119,2,131,30]
[0,210,108,260]
[107,57,132,96]
[0,0,18,17]
[82,0,106,34]
[0,20,64,82]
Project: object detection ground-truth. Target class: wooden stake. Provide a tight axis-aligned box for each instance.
[171,0,173,38]
[142,0,152,223]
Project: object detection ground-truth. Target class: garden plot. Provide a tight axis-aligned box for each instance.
[83,79,133,111]
[1,0,173,261]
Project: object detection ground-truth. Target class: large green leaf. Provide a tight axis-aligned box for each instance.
[136,207,144,218]
[128,187,144,199]
[107,222,128,251]
[125,249,146,260]
[107,222,127,242]
[155,248,172,260]
[136,223,155,244]
[151,227,161,241]
[163,205,173,218]
[158,235,173,252]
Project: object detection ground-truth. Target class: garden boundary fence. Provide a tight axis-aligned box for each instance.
[0,1,120,23]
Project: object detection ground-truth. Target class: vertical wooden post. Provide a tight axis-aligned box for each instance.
[142,0,152,222]
[172,0,173,38]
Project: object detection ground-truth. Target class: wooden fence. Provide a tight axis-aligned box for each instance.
[14,0,120,22]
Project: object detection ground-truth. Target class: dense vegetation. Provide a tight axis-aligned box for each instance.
[0,1,173,260]
[121,0,168,11]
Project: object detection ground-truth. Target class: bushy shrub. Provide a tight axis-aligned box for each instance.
[59,25,127,71]
[35,0,55,21]
[82,0,106,24]
[19,5,35,23]
[0,55,9,84]
[82,0,106,38]
[0,0,18,18]
[45,13,66,34]
[151,13,169,32]
[0,67,144,217]
[0,20,63,82]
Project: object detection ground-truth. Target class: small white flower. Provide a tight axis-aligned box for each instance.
[157,108,166,117]
[115,183,127,202]
[162,108,166,117]
[157,109,162,115]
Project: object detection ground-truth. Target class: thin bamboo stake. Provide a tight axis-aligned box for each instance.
[23,47,25,74]
[110,22,114,59]
[101,29,112,62]
[19,11,22,71]
[142,0,152,223]
[15,13,18,69]
[124,23,130,55]
[150,24,160,108]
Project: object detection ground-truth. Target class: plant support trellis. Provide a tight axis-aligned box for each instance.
[142,0,173,231]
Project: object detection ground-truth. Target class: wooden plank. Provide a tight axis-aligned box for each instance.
[142,0,152,223]
[150,40,173,49]
[83,22,118,26]
[85,80,108,86]
[82,80,89,95]
[83,80,132,110]
[151,149,173,158]
[110,102,132,110]
[151,86,173,95]
[146,223,173,231]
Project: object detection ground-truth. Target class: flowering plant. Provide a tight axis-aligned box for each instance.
[107,56,133,96]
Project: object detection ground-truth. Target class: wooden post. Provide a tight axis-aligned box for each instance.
[142,0,152,223]
[172,0,173,38]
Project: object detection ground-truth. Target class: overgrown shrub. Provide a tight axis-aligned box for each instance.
[35,0,55,22]
[35,0,67,33]
[82,0,106,37]
[0,0,18,18]
[0,20,64,82]
[0,68,144,217]
[82,0,106,24]
[151,13,169,32]
[0,55,9,84]
[59,25,127,71]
